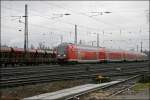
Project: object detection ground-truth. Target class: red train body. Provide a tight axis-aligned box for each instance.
[56,43,147,63]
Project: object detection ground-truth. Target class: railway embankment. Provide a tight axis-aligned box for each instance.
[111,83,150,100]
[82,75,150,100]
[0,79,91,100]
[0,62,149,99]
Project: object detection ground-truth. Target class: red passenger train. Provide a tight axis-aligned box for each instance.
[56,43,147,63]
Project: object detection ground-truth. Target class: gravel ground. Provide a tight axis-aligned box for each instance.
[0,79,91,100]
[81,83,150,100]
[112,88,150,100]
[81,88,150,100]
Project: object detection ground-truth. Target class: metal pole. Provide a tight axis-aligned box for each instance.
[97,33,99,47]
[79,40,82,44]
[137,45,138,52]
[140,41,143,52]
[120,29,122,35]
[92,41,94,46]
[103,30,104,35]
[24,4,28,53]
[102,30,104,45]
[60,35,63,44]
[75,24,77,44]
[0,0,1,53]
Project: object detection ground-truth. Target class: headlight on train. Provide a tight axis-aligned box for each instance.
[57,55,60,57]
[63,54,66,57]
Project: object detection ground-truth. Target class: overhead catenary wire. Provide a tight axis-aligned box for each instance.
[3,7,73,33]
[3,5,147,35]
[3,6,101,35]
[46,2,123,29]
[3,6,116,35]
[1,3,149,50]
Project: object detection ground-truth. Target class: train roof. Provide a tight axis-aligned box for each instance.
[58,43,104,48]
[13,48,24,52]
[106,48,124,52]
[1,47,57,55]
[58,43,105,51]
[45,50,54,53]
[37,49,45,53]
[28,49,37,53]
[0,47,11,52]
[77,45,100,51]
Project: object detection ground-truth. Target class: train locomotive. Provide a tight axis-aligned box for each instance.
[56,43,147,63]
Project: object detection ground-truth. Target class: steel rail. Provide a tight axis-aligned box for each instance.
[63,74,142,100]
[0,62,148,88]
[1,65,147,82]
[1,61,148,70]
[0,70,148,88]
[1,62,148,75]
[1,64,148,78]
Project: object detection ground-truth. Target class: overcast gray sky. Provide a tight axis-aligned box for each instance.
[1,1,149,51]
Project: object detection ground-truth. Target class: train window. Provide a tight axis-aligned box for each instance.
[57,45,67,55]
[72,48,76,52]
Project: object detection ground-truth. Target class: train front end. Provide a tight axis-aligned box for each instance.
[56,43,68,63]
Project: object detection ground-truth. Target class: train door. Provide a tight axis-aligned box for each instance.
[77,46,99,63]
[99,48,107,63]
[67,44,77,62]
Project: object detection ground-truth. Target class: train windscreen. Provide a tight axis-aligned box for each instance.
[57,45,67,55]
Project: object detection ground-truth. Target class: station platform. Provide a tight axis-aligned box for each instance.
[23,81,120,100]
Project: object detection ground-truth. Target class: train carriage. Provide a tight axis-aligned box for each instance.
[124,51,137,61]
[56,43,106,63]
[28,49,37,64]
[0,47,12,66]
[12,48,25,64]
[106,49,124,62]
[1,46,57,66]
[45,50,55,63]
[76,45,99,63]
[99,48,107,63]
[136,53,147,61]
[36,49,45,64]
[57,43,101,63]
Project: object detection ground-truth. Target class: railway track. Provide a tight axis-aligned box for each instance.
[1,63,147,77]
[70,75,144,100]
[1,61,147,70]
[94,75,142,99]
[1,61,148,75]
[23,75,144,100]
[0,62,148,88]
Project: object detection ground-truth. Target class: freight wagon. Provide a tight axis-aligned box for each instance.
[0,47,56,66]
